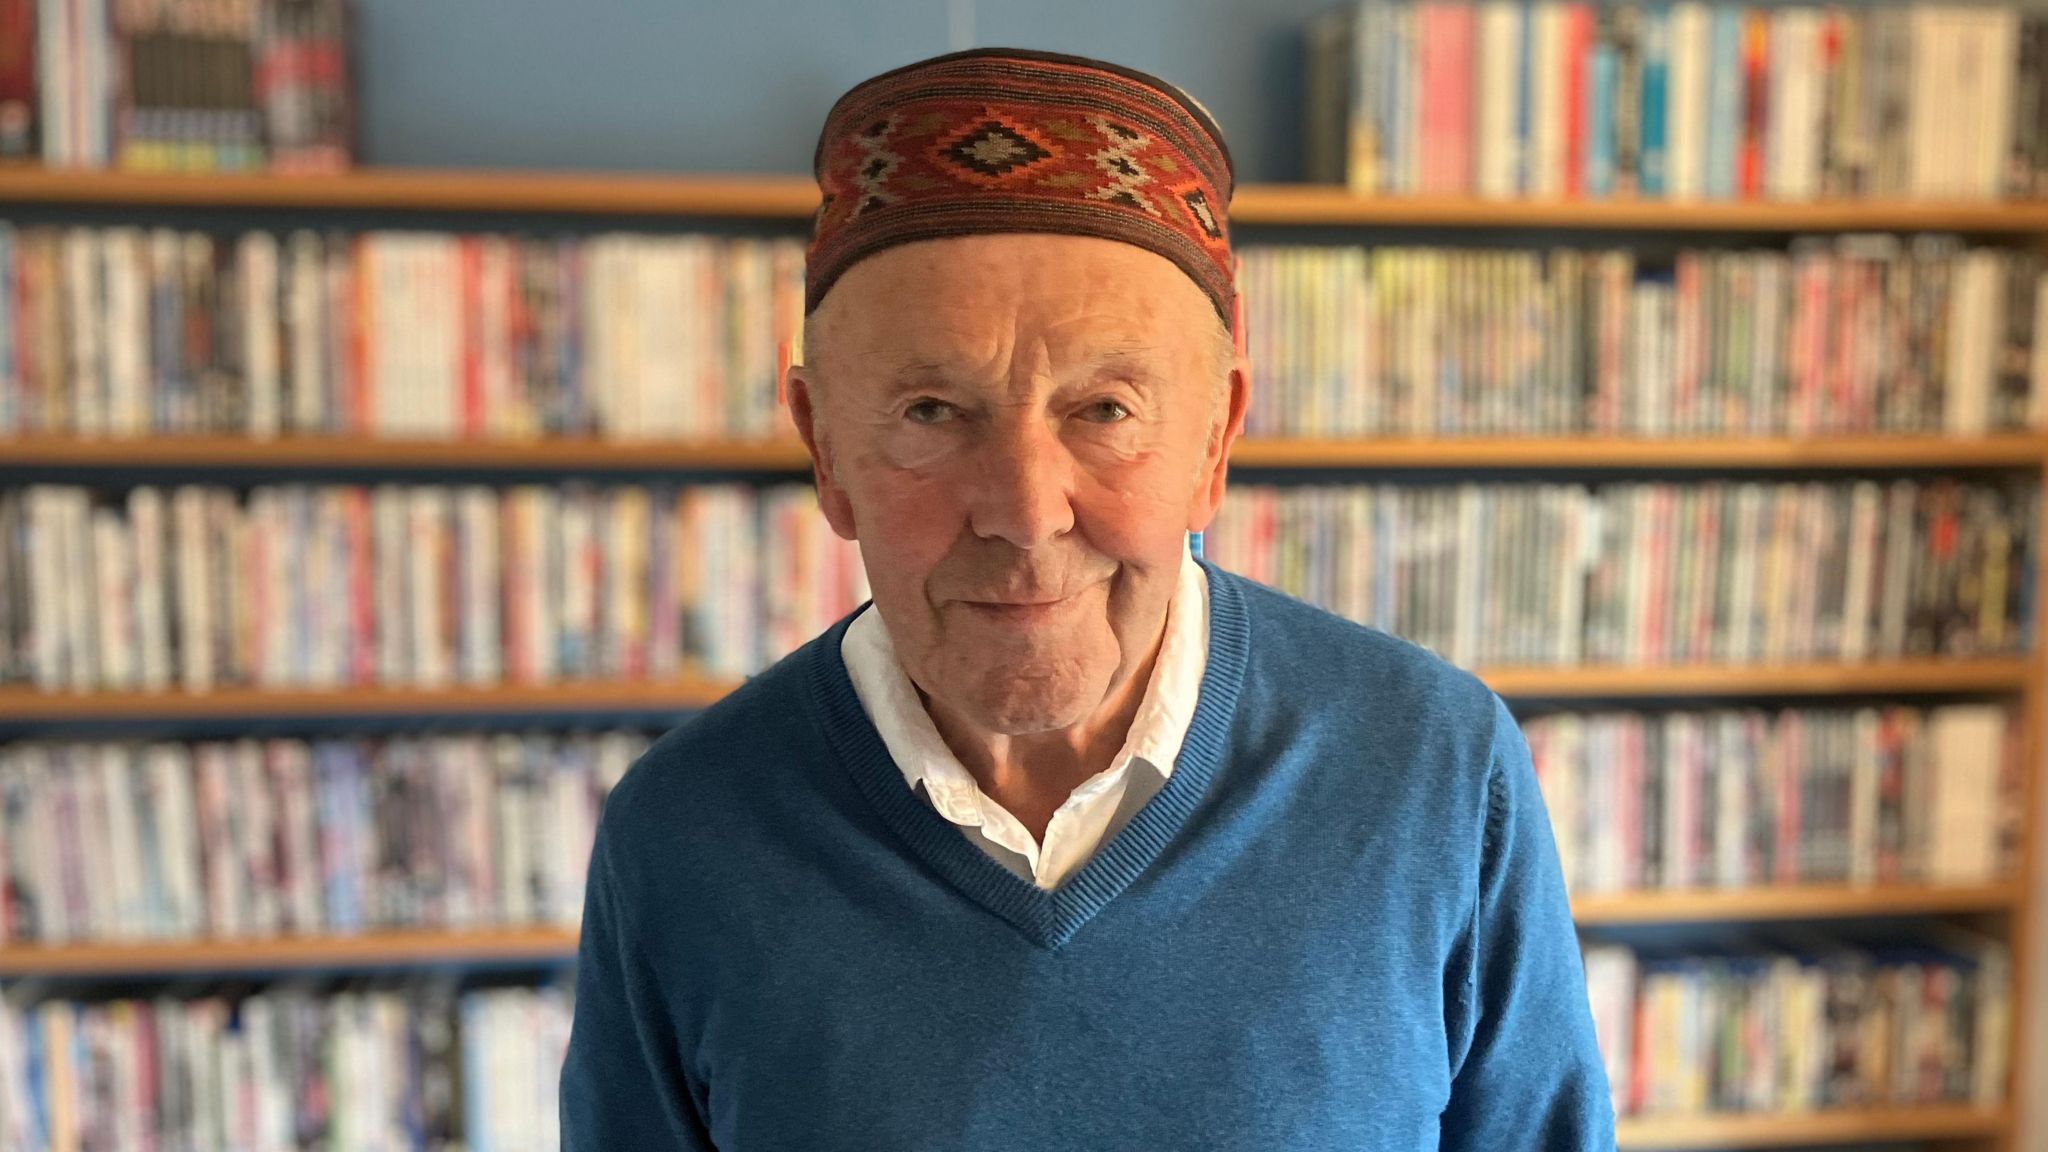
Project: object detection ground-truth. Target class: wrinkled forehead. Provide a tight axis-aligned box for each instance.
[811,233,1217,373]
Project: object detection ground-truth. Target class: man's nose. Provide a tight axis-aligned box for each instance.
[965,416,1077,550]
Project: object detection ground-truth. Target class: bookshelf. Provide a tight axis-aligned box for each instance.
[1610,1105,2010,1150]
[10,432,2048,471]
[0,882,2015,981]
[1,169,2042,1152]
[0,659,2024,721]
[10,167,2048,233]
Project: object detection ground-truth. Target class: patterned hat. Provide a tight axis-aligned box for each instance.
[807,47,1236,327]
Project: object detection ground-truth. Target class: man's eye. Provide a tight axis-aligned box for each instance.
[904,399,957,425]
[1079,399,1131,424]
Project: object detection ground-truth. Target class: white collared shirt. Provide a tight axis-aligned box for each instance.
[841,547,1210,890]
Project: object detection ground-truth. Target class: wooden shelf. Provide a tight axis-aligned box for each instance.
[6,433,2046,473]
[0,660,2022,722]
[0,678,736,720]
[0,928,578,976]
[1572,882,2024,925]
[5,168,2048,232]
[0,885,2016,975]
[1229,433,2048,470]
[1613,1105,2007,1149]
[0,167,823,218]
[1479,659,2030,698]
[0,434,817,471]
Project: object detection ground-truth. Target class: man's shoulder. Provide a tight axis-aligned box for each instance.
[600,640,828,840]
[1220,568,1500,720]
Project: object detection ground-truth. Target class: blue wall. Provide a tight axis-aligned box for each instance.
[352,0,1328,183]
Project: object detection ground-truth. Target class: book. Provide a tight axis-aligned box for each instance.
[1203,477,2035,668]
[1309,1,2048,201]
[1238,239,2048,438]
[1,481,871,692]
[0,224,808,441]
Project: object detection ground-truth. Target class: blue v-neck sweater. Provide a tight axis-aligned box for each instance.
[561,565,1615,1151]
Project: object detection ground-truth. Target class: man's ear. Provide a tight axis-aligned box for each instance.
[1190,354,1250,533]
[784,363,860,542]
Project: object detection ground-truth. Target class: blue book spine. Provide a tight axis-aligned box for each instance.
[1385,7,1409,194]
[1589,42,1618,197]
[1705,5,1741,199]
[22,1009,47,1149]
[1641,6,1671,196]
[1515,2,1534,195]
[462,994,491,1152]
[153,247,180,432]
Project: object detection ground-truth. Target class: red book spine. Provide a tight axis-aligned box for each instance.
[1739,9,1768,198]
[459,236,483,439]
[1446,4,1476,194]
[1646,489,1670,661]
[1565,4,1591,198]
[1421,5,1445,193]
[0,0,36,161]
[1775,717,1802,883]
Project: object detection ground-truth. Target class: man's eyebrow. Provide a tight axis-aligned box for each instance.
[1086,350,1168,383]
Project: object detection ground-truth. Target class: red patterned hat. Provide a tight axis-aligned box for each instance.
[808,47,1236,327]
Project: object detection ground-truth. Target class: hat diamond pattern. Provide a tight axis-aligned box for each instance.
[939,120,1053,179]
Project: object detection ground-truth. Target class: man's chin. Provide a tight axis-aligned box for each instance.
[944,670,1105,736]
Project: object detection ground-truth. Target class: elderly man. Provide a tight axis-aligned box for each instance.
[561,48,1613,1151]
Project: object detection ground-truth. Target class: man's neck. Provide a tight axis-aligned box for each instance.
[923,624,1166,844]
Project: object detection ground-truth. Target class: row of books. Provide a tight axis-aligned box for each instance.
[1306,2,2042,201]
[1580,932,2010,1116]
[1202,479,2035,668]
[1240,239,2048,438]
[0,225,807,441]
[7,0,352,170]
[1525,704,2018,895]
[0,982,569,1151]
[0,482,869,692]
[0,731,652,946]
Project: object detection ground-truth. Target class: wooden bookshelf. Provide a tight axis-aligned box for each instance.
[1572,882,2025,925]
[8,167,2048,233]
[1477,658,2030,698]
[9,433,2048,472]
[0,659,2024,721]
[2,165,2043,1152]
[1612,1105,2008,1149]
[0,928,579,976]
[0,679,736,720]
[0,883,2016,976]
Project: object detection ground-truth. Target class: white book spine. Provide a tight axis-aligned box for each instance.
[372,486,408,686]
[102,228,148,436]
[479,237,514,440]
[409,487,450,689]
[241,232,283,440]
[286,231,328,434]
[1928,704,2005,882]
[25,489,65,689]
[460,486,502,685]
[59,490,96,691]
[1533,5,1564,198]
[1478,1,1521,199]
[89,507,133,689]
[2032,270,2048,429]
[64,229,104,436]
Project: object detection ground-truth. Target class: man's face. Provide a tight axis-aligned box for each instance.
[788,233,1247,736]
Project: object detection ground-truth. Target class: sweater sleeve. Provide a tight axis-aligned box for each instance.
[1439,694,1616,1152]
[560,819,716,1151]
